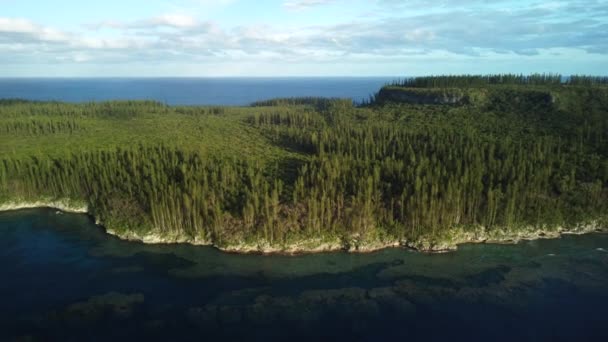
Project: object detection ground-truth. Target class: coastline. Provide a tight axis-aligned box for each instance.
[0,200,89,214]
[0,200,604,255]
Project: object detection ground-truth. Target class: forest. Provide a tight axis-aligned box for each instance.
[1,74,607,251]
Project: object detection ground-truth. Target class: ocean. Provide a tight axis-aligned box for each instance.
[0,77,394,106]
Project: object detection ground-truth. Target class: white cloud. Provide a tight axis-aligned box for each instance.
[283,0,335,10]
[146,14,199,29]
[90,14,201,30]
[0,17,71,43]
[404,29,435,43]
[0,0,607,74]
[0,17,38,33]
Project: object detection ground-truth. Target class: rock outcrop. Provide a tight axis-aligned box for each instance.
[377,87,468,105]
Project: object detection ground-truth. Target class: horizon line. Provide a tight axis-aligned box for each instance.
[1,73,606,79]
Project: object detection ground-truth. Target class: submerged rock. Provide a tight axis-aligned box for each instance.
[66,292,144,320]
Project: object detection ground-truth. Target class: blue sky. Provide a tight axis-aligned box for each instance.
[0,0,606,76]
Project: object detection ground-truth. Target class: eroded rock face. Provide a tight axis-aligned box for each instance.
[378,88,468,105]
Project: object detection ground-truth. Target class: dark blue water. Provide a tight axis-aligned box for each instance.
[1,209,607,341]
[0,78,392,105]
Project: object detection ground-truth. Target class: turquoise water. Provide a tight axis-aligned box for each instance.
[0,78,392,105]
[1,208,607,341]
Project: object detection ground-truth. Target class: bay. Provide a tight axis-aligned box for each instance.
[1,209,607,341]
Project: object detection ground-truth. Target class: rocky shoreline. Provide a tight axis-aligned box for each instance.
[0,200,88,214]
[0,200,604,255]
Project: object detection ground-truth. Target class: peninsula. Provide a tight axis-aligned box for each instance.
[1,75,607,253]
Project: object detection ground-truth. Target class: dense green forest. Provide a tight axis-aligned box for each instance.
[1,75,607,251]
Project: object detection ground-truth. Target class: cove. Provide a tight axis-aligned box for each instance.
[1,208,608,341]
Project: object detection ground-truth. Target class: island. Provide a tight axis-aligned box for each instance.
[1,74,606,253]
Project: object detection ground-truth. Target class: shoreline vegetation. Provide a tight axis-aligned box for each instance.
[0,199,604,254]
[1,74,607,255]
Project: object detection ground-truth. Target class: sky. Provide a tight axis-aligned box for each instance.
[0,0,606,77]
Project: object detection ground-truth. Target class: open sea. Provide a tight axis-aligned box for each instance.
[0,78,394,105]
